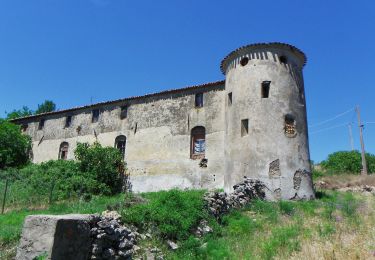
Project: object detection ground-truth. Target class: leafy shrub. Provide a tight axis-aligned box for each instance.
[0,142,125,206]
[22,160,98,200]
[320,150,375,174]
[312,168,324,180]
[0,119,31,169]
[122,189,207,240]
[75,142,124,195]
[0,160,96,204]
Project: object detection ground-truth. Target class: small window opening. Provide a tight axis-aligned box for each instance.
[59,142,69,160]
[284,114,296,137]
[21,124,28,132]
[262,81,271,98]
[65,116,72,128]
[120,106,128,119]
[92,109,100,123]
[228,92,232,106]
[279,56,287,64]
[240,57,249,66]
[195,93,203,108]
[115,135,127,159]
[38,119,45,130]
[191,126,205,159]
[241,119,249,137]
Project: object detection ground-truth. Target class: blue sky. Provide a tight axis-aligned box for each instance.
[0,0,374,162]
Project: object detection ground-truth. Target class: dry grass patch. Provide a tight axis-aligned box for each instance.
[288,193,375,260]
[316,174,375,189]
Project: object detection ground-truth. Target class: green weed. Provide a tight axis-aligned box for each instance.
[317,223,336,237]
[121,189,207,240]
[278,200,295,216]
[249,199,279,223]
[261,225,301,260]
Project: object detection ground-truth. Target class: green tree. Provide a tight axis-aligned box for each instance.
[320,150,375,174]
[74,142,124,195]
[6,106,33,120]
[0,119,32,169]
[35,100,56,115]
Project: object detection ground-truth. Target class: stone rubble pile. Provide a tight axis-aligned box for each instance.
[338,185,375,195]
[204,177,265,218]
[88,211,137,260]
[194,220,213,237]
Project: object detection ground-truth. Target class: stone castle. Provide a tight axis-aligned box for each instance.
[13,42,315,200]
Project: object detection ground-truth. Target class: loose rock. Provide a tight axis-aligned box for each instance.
[204,177,265,218]
[166,240,179,250]
[89,211,137,260]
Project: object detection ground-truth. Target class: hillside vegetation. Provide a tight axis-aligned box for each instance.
[318,150,375,175]
[1,125,374,260]
[1,187,375,260]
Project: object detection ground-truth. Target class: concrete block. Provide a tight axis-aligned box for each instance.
[16,214,92,260]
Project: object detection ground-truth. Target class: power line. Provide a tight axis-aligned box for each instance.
[308,107,354,128]
[348,123,354,151]
[309,122,348,135]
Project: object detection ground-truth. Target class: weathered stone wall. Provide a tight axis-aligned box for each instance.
[15,43,315,200]
[222,45,315,200]
[20,85,226,192]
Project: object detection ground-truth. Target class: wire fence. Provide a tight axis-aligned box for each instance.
[0,168,132,214]
[1,171,72,214]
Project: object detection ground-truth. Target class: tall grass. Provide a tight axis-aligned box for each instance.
[121,189,207,240]
[0,189,370,260]
[0,194,124,246]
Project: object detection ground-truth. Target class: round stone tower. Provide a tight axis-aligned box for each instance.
[221,42,315,200]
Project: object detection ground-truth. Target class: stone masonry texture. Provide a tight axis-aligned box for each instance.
[13,42,315,201]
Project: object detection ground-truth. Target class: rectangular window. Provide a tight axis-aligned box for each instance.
[241,119,249,137]
[65,116,72,128]
[92,109,100,123]
[262,81,271,98]
[228,92,232,106]
[120,106,128,119]
[38,119,45,130]
[195,93,203,107]
[21,124,28,132]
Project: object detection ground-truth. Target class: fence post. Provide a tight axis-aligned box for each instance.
[1,179,9,214]
[49,180,55,205]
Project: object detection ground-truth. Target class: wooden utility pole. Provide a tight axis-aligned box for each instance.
[356,106,368,175]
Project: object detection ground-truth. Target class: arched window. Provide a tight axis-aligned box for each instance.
[240,57,249,66]
[59,142,69,160]
[191,126,206,159]
[115,135,127,159]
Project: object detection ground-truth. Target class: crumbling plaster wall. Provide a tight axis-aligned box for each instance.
[223,47,315,200]
[24,85,226,192]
